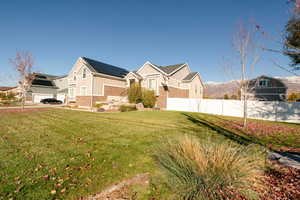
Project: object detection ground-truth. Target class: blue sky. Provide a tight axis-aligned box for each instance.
[0,0,296,85]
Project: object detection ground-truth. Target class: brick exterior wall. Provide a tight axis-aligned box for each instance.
[76,85,188,108]
[157,87,167,109]
[156,86,189,109]
[76,85,127,107]
[168,86,189,98]
[104,85,127,97]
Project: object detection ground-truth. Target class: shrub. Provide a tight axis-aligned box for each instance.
[287,93,300,102]
[141,89,156,108]
[93,103,106,108]
[155,136,264,200]
[119,104,137,112]
[127,83,142,103]
[127,83,156,108]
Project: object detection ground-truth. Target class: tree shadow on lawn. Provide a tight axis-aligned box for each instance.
[182,113,263,146]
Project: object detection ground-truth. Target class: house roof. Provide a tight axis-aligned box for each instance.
[153,63,185,75]
[82,57,129,78]
[0,86,16,91]
[183,72,198,81]
[33,73,59,80]
[31,73,58,88]
[31,79,56,87]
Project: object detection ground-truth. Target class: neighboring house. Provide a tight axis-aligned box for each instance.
[0,86,18,96]
[68,57,204,108]
[26,73,68,103]
[247,75,287,101]
[67,57,129,107]
[125,61,204,108]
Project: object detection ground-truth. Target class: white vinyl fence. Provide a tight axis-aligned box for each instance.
[167,98,300,123]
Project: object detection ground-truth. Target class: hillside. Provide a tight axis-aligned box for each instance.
[204,76,300,98]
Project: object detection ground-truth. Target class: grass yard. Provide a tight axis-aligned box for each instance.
[0,109,299,199]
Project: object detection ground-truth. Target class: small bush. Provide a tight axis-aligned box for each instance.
[127,83,142,103]
[93,103,106,108]
[127,83,156,108]
[155,136,264,200]
[119,104,137,112]
[142,90,156,108]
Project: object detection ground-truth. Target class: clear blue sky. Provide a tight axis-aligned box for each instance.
[0,0,296,85]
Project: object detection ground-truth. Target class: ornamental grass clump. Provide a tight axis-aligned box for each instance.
[155,136,265,200]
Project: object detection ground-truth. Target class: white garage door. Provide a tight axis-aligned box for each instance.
[57,94,66,103]
[33,94,54,103]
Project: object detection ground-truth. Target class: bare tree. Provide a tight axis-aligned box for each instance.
[223,23,260,128]
[10,51,34,109]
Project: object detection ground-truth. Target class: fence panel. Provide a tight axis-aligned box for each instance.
[166,98,300,123]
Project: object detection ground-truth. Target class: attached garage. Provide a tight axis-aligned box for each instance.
[33,93,54,103]
[56,93,66,103]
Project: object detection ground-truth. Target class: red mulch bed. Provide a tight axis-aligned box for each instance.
[0,108,48,113]
[260,163,300,200]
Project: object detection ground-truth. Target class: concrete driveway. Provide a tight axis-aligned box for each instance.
[0,104,64,110]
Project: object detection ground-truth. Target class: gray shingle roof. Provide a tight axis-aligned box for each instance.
[152,63,185,75]
[183,72,198,81]
[82,57,129,78]
[31,73,58,88]
[33,73,59,80]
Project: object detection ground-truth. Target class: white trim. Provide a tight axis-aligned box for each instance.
[124,71,142,79]
[137,61,169,76]
[103,83,127,88]
[182,72,205,89]
[80,86,87,96]
[93,72,126,81]
[169,63,190,76]
[167,84,189,90]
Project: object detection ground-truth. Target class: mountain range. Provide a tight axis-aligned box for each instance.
[204,76,300,98]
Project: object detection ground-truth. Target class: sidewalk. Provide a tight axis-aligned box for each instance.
[268,151,300,169]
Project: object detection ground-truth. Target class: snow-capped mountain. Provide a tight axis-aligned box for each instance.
[204,76,300,98]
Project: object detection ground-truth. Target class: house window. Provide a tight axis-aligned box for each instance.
[80,86,87,96]
[195,85,197,94]
[259,79,269,87]
[83,68,87,79]
[148,79,157,91]
[69,88,75,98]
[73,72,76,81]
[129,79,135,87]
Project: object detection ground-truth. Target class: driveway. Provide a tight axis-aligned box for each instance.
[0,104,64,110]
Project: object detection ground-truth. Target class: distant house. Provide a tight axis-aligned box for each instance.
[25,73,68,103]
[247,75,287,101]
[67,57,204,108]
[0,86,18,96]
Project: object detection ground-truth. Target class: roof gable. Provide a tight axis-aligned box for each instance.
[155,63,185,75]
[183,72,198,81]
[82,57,128,78]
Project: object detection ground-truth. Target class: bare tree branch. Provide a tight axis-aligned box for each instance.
[10,51,35,109]
[271,59,300,76]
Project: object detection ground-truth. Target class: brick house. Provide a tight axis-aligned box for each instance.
[67,57,204,108]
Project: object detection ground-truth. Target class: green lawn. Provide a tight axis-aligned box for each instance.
[0,109,299,199]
